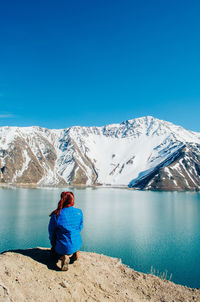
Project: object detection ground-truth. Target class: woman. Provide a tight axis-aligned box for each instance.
[48,191,83,271]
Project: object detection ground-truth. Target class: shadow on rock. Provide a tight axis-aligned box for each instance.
[2,247,60,271]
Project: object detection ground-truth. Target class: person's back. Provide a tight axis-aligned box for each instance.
[48,191,83,270]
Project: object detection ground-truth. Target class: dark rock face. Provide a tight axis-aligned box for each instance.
[0,132,62,185]
[131,144,200,191]
[0,138,44,184]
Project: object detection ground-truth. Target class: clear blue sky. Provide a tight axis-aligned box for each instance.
[0,0,200,131]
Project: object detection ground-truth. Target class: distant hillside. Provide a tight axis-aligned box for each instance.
[0,116,200,191]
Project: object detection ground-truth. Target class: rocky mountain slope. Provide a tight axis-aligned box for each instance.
[0,116,200,191]
[0,248,199,302]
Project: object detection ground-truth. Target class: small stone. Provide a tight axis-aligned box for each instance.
[59,281,68,288]
[5,271,11,277]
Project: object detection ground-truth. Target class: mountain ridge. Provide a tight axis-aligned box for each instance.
[0,116,200,191]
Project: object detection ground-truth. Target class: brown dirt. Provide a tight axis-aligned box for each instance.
[0,248,199,302]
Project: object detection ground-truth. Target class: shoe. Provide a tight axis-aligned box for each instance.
[70,251,80,264]
[60,255,70,271]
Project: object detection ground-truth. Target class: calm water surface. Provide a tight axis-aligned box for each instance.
[0,187,200,288]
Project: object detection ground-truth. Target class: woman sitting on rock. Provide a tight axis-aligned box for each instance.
[48,191,83,271]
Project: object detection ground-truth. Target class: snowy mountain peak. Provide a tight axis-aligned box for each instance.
[0,116,200,191]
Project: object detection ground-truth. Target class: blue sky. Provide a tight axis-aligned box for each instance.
[0,0,200,131]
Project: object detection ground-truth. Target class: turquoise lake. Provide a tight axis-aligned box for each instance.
[0,187,199,288]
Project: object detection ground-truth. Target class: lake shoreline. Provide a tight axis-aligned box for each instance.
[0,182,200,192]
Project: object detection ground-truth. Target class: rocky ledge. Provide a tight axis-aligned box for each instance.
[0,248,199,302]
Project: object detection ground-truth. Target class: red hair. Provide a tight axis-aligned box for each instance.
[50,191,75,217]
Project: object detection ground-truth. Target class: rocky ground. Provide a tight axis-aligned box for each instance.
[0,248,199,302]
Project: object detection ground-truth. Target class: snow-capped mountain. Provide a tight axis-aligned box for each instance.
[0,116,200,191]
